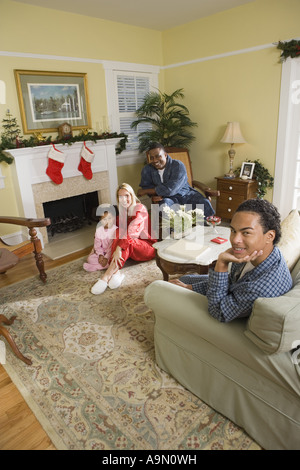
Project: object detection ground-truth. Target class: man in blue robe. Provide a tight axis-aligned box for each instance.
[137,142,215,218]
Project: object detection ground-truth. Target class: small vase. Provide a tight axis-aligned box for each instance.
[171,226,192,239]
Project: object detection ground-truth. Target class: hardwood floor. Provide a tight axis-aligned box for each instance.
[0,247,91,450]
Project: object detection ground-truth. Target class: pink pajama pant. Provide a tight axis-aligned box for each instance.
[83,252,109,272]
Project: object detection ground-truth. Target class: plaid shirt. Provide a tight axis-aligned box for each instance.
[180,246,292,322]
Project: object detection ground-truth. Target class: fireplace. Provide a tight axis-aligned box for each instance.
[43,191,99,239]
[6,139,119,247]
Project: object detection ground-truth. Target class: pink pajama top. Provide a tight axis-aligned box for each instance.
[93,224,117,259]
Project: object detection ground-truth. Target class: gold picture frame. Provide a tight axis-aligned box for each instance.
[14,70,91,134]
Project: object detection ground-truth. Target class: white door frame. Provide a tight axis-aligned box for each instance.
[273,57,300,219]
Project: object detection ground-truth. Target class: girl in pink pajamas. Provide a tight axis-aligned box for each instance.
[91,183,157,295]
[83,204,117,272]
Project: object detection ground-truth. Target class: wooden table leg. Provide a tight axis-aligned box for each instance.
[155,252,169,281]
[0,315,32,365]
[155,252,209,281]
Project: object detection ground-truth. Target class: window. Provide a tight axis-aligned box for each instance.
[103,61,159,165]
[117,73,151,151]
[274,58,300,218]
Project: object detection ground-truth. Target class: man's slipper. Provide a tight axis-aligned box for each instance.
[91,279,107,295]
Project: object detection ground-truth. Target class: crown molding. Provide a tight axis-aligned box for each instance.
[0,50,103,63]
[0,42,275,71]
[161,43,274,70]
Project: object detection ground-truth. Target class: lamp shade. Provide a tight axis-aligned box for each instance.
[220,122,246,144]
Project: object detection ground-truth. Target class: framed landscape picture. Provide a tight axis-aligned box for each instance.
[14,70,91,134]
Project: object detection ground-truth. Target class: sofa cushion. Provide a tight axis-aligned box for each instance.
[244,269,300,354]
[277,209,300,271]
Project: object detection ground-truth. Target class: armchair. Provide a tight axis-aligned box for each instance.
[164,147,220,201]
[0,216,51,283]
[139,147,220,237]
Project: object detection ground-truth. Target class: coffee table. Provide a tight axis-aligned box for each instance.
[153,225,231,281]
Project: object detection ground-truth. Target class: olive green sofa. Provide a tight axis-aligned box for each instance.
[144,210,300,450]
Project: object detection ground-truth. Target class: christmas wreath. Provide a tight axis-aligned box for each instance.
[276,39,300,62]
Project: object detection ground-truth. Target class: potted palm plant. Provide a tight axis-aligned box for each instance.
[131,88,197,153]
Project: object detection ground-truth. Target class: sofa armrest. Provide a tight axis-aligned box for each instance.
[145,280,250,358]
[144,280,233,342]
[145,280,208,328]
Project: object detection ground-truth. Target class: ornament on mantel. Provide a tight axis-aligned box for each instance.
[80,128,90,136]
[33,132,47,142]
[58,122,72,139]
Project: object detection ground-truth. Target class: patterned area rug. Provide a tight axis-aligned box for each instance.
[1,258,261,450]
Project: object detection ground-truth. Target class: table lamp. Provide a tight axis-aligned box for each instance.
[220,122,246,178]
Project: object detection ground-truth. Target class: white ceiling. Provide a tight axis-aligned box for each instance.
[12,0,255,31]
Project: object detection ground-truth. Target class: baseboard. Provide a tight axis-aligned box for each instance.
[1,230,24,245]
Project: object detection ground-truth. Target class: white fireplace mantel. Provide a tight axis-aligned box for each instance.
[6,139,120,245]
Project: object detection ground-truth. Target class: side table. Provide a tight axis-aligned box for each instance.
[215,176,258,220]
[154,225,231,281]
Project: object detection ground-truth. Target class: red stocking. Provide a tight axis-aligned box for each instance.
[78,142,94,180]
[46,144,65,184]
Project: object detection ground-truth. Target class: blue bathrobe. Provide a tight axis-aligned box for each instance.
[139,155,214,217]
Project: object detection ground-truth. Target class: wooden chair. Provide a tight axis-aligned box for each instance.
[164,147,220,201]
[0,216,51,365]
[144,147,220,205]
[143,147,220,240]
[0,216,51,282]
[0,314,32,365]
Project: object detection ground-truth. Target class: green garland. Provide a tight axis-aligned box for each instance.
[0,131,128,164]
[276,39,300,62]
[0,114,128,164]
[235,159,274,199]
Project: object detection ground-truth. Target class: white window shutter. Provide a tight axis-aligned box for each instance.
[103,61,159,164]
[116,74,152,151]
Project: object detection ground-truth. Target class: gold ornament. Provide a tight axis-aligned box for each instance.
[33,132,46,142]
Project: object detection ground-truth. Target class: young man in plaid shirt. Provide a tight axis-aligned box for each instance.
[170,199,292,322]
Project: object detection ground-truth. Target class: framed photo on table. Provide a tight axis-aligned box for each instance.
[14,70,91,134]
[240,162,255,179]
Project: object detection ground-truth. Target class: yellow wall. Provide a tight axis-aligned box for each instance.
[162,0,300,190]
[162,0,300,65]
[163,47,281,188]
[0,0,163,231]
[1,0,163,64]
[1,0,300,234]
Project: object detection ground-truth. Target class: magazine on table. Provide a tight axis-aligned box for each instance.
[163,238,209,261]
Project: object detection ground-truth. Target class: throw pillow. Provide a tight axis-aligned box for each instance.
[277,209,300,271]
